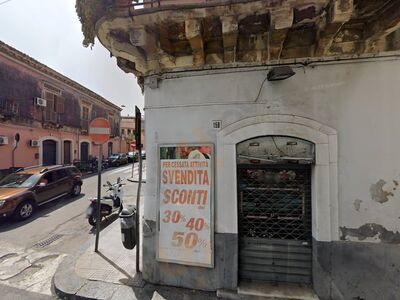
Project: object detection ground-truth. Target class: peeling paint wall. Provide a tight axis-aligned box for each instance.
[340,223,400,244]
[144,57,400,238]
[142,57,400,294]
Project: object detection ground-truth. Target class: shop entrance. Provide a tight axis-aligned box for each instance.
[237,136,314,284]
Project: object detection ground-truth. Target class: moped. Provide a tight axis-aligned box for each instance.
[86,177,125,226]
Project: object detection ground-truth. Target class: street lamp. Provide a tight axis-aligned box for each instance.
[267,66,295,81]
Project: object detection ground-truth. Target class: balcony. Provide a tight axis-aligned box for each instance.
[44,109,58,124]
[81,119,89,133]
[77,0,400,87]
[0,99,19,118]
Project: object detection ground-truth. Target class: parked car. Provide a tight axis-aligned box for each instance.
[141,150,146,160]
[0,165,82,221]
[107,153,129,167]
[127,151,139,163]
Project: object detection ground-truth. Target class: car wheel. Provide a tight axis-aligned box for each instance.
[71,184,81,197]
[14,200,35,221]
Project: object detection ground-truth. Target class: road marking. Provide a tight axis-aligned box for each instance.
[109,166,131,174]
[107,162,146,176]
[0,242,65,296]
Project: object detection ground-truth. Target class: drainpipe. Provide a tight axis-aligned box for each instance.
[12,133,20,169]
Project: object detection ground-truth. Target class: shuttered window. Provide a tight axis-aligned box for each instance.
[43,87,64,114]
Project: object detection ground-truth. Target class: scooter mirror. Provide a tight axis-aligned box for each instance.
[117,177,121,184]
[107,181,112,186]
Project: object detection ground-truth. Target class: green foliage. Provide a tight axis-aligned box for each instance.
[75,0,107,48]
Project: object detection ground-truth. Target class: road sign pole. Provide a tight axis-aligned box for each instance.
[134,106,142,273]
[89,117,110,253]
[95,144,103,252]
[130,141,136,178]
[131,159,135,178]
[136,144,142,273]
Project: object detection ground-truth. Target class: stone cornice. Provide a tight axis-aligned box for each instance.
[0,40,122,112]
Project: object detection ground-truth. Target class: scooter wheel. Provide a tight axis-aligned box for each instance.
[88,216,97,226]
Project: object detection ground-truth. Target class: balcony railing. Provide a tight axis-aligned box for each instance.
[0,99,19,117]
[124,0,208,10]
[44,110,58,123]
[81,119,89,133]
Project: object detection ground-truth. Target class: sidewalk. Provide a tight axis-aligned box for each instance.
[53,199,216,300]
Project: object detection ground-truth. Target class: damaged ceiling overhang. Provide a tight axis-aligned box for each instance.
[94,0,400,84]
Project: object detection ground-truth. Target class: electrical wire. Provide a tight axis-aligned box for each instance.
[253,75,268,103]
[271,136,289,157]
[0,0,14,6]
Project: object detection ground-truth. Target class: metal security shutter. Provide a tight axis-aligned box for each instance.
[238,165,312,284]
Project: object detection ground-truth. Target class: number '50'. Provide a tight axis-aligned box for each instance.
[172,232,198,248]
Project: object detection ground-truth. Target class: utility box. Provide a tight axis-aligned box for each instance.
[119,206,136,250]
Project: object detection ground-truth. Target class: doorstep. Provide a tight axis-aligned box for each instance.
[237,281,319,300]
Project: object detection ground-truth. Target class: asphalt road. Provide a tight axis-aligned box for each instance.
[0,163,143,299]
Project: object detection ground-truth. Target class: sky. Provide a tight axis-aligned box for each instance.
[0,0,144,116]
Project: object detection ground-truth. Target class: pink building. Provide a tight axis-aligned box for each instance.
[0,41,122,170]
[119,116,145,153]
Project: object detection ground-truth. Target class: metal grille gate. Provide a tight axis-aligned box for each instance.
[238,164,312,284]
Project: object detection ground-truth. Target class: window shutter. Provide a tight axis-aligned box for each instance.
[56,96,65,113]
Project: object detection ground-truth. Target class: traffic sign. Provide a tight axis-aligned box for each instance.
[130,140,136,149]
[89,118,111,144]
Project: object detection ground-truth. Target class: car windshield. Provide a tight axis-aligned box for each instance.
[109,155,119,159]
[0,173,40,188]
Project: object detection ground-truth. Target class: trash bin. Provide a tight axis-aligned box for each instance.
[119,206,136,249]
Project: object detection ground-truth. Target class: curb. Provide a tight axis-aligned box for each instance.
[53,223,138,300]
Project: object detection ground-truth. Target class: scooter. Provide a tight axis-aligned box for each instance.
[86,177,125,226]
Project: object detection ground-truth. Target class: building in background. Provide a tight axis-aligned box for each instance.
[0,41,122,170]
[120,116,145,153]
[78,0,400,299]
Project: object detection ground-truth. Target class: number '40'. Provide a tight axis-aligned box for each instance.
[185,218,205,231]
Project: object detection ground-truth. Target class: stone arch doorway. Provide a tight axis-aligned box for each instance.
[80,142,89,162]
[216,114,338,293]
[236,136,314,284]
[43,139,57,166]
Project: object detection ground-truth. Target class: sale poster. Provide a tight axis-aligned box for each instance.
[157,145,214,267]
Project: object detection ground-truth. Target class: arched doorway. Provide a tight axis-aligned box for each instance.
[43,139,57,166]
[64,140,72,164]
[80,142,89,162]
[236,136,315,284]
[108,142,113,157]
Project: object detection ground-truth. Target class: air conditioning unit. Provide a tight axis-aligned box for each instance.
[0,136,8,145]
[30,140,40,147]
[35,97,47,107]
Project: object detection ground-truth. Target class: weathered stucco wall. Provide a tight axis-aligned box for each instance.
[0,49,122,169]
[142,56,400,298]
[144,57,400,237]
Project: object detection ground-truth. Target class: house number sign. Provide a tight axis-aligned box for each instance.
[157,144,214,267]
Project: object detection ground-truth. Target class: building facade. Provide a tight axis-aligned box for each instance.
[120,116,145,153]
[78,0,400,299]
[0,41,122,170]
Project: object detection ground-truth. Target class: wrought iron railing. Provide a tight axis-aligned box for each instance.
[44,109,58,123]
[0,99,19,116]
[81,119,89,132]
[128,0,208,10]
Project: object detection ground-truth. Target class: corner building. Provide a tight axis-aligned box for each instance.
[82,0,400,299]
